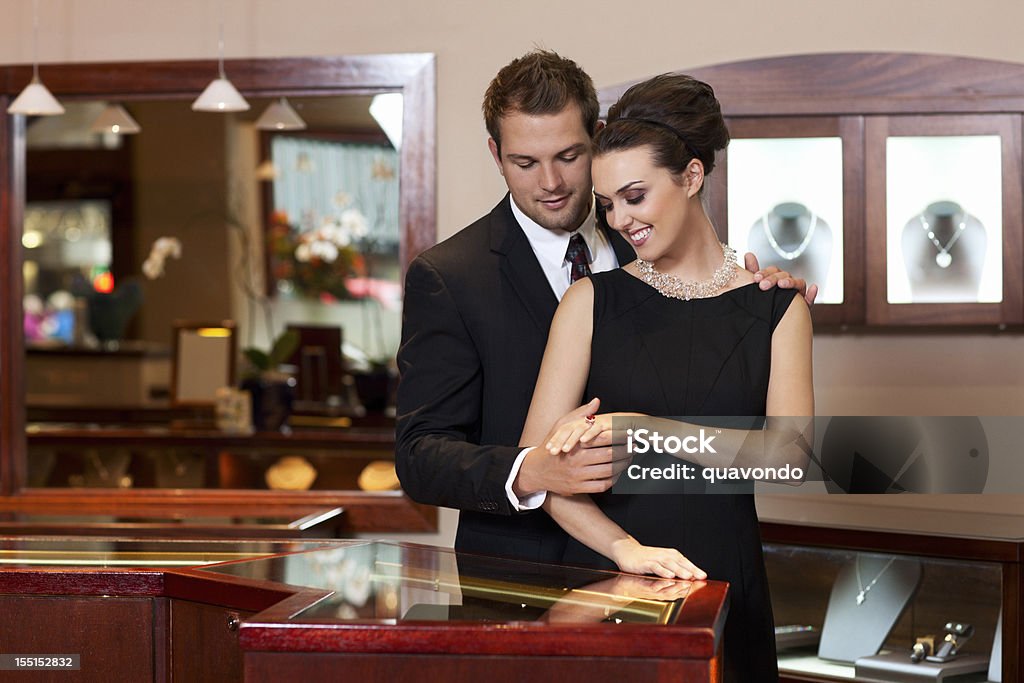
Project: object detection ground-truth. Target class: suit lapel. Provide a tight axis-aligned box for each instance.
[490,196,559,332]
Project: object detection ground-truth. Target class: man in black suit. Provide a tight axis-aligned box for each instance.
[396,50,810,563]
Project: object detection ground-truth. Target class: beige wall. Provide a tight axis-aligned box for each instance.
[5,1,1024,546]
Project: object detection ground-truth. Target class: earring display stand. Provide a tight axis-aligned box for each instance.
[818,553,922,662]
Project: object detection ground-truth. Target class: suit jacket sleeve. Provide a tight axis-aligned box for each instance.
[395,255,520,515]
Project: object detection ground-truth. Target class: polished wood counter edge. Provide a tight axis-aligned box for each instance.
[760,520,1024,563]
[26,423,396,448]
[758,495,1024,546]
[0,491,437,534]
[0,541,728,659]
[188,568,726,659]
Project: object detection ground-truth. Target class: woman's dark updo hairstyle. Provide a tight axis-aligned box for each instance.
[594,73,730,184]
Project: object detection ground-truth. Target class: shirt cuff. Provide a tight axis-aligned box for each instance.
[505,447,547,511]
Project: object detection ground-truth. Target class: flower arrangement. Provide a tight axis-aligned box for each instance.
[268,209,369,302]
[142,236,182,279]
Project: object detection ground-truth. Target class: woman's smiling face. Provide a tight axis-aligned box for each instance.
[592,145,701,260]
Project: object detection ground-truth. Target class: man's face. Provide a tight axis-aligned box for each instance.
[488,104,593,233]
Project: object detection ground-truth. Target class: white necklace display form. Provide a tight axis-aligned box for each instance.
[919,210,969,269]
[900,200,988,304]
[818,554,922,663]
[744,202,835,302]
[762,211,818,260]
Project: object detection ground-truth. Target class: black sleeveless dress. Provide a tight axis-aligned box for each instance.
[562,268,796,682]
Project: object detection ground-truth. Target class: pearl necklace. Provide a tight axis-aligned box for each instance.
[855,556,897,606]
[919,210,969,269]
[761,211,818,260]
[635,243,737,301]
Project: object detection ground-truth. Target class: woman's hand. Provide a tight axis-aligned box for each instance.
[610,537,707,580]
[544,412,637,455]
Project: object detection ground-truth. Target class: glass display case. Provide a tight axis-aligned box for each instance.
[760,521,1018,682]
[726,134,845,304]
[0,539,726,683]
[712,116,865,326]
[865,114,1023,325]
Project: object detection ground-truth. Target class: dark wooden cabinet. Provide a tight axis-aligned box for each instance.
[603,52,1024,329]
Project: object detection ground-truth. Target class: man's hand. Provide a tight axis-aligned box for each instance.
[744,252,818,306]
[514,399,632,497]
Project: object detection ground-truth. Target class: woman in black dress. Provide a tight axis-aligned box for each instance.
[520,74,814,681]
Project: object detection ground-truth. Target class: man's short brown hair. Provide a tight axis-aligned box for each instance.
[482,50,599,153]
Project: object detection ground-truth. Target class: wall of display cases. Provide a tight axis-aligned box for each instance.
[598,52,1024,328]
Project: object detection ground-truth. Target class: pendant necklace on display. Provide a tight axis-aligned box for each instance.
[855,556,897,605]
[919,210,969,269]
[761,211,817,260]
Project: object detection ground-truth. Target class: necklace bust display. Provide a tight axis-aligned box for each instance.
[746,201,834,301]
[818,554,922,663]
[900,200,987,303]
[635,243,737,301]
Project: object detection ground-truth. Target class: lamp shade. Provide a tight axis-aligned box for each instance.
[255,98,306,131]
[191,77,250,112]
[90,103,140,134]
[7,77,64,116]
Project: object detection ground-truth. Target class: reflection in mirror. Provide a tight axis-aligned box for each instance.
[4,54,435,527]
[171,321,237,407]
[23,94,403,418]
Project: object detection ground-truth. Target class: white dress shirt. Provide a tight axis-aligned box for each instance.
[504,195,621,510]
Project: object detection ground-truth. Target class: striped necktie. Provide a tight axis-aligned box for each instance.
[565,233,592,283]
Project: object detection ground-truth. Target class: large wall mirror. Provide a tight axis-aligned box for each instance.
[0,54,435,500]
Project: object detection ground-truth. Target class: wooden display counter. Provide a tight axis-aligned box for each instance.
[0,539,727,682]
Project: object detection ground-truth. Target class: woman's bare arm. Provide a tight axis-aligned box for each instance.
[520,279,705,579]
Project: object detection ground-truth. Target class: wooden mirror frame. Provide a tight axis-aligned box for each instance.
[0,54,435,530]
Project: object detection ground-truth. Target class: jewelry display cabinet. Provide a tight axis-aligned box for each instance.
[0,539,727,682]
[864,114,1020,325]
[599,52,1024,328]
[760,521,1018,682]
[715,116,864,325]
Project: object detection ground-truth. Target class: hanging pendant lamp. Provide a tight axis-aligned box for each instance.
[255,98,306,130]
[90,103,141,134]
[192,2,249,113]
[8,0,64,116]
